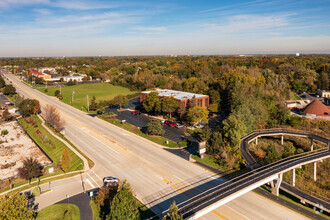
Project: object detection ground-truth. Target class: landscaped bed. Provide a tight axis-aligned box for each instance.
[35,204,80,220]
[18,115,83,172]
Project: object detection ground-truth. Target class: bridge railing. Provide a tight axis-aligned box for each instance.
[176,149,329,217]
[153,147,329,218]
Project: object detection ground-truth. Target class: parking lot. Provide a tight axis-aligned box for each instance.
[105,97,195,143]
[0,93,14,108]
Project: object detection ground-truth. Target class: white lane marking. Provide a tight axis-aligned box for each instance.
[208,175,224,181]
[86,179,95,188]
[90,169,103,182]
[120,133,129,136]
[87,172,100,187]
[224,204,251,220]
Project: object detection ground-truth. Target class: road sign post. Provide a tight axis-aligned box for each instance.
[199,141,206,159]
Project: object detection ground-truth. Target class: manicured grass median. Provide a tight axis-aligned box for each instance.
[38,83,135,112]
[18,115,83,172]
[36,204,80,220]
[98,114,179,148]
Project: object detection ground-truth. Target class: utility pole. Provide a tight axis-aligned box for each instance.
[86,95,89,112]
[60,85,62,94]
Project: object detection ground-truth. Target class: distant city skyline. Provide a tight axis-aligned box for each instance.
[0,0,329,57]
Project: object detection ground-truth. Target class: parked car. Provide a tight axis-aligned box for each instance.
[175,124,184,128]
[103,176,119,183]
[194,123,205,128]
[161,120,166,123]
[164,120,171,125]
[169,122,177,127]
[131,110,141,115]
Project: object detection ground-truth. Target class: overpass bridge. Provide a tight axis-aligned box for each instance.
[156,129,329,219]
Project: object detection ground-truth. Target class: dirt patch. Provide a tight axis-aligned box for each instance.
[0,121,51,181]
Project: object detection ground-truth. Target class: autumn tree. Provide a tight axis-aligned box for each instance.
[43,104,65,131]
[186,106,209,126]
[142,92,159,112]
[61,147,71,173]
[17,157,43,184]
[2,108,11,121]
[163,201,183,220]
[0,193,34,219]
[0,75,5,88]
[94,183,119,219]
[108,180,140,220]
[161,97,178,118]
[32,99,41,114]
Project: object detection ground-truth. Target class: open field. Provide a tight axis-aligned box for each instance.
[36,204,80,220]
[38,83,135,112]
[18,115,83,172]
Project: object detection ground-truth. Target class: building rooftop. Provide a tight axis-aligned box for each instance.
[141,89,208,100]
[302,99,330,116]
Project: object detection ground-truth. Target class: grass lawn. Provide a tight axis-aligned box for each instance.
[98,114,179,148]
[36,204,80,220]
[191,154,237,174]
[293,94,301,100]
[18,115,83,172]
[38,83,135,112]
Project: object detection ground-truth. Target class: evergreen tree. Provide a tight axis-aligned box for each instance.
[163,201,183,220]
[108,180,139,220]
[264,145,281,163]
[147,119,165,136]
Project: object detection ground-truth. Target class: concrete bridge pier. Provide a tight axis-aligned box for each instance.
[271,173,283,196]
[281,135,284,145]
[292,168,295,187]
[311,138,313,151]
[313,162,317,181]
[255,137,258,145]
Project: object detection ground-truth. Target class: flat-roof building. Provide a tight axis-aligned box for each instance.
[317,89,330,98]
[140,89,209,108]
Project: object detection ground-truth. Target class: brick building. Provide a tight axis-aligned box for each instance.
[29,70,51,80]
[140,89,209,108]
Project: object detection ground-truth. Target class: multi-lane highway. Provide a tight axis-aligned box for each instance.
[2,71,310,219]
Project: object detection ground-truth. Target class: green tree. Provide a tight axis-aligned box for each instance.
[3,85,16,95]
[61,147,71,173]
[147,119,165,136]
[142,92,159,112]
[109,95,128,109]
[161,97,178,118]
[17,157,43,184]
[264,145,281,163]
[186,106,209,126]
[283,142,295,158]
[89,96,98,111]
[2,108,11,121]
[18,99,38,117]
[199,126,212,142]
[108,180,140,220]
[0,76,5,88]
[163,201,183,220]
[208,131,223,154]
[94,183,119,219]
[66,79,76,86]
[54,90,60,97]
[0,193,33,219]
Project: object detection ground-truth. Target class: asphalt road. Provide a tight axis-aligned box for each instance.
[3,71,311,220]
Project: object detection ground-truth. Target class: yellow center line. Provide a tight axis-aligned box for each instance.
[162,179,224,219]
[212,210,225,219]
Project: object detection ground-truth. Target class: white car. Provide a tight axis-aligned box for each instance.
[175,124,184,128]
[194,123,206,129]
[103,176,119,183]
[161,120,166,123]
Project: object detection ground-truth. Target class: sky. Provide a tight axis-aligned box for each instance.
[0,0,329,57]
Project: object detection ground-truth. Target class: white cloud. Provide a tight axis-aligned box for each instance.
[133,26,167,32]
[49,0,119,10]
[0,0,49,8]
[33,8,52,15]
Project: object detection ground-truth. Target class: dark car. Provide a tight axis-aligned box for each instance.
[131,110,141,115]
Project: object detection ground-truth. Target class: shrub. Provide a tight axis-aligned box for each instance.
[1,130,8,136]
[296,148,304,154]
[146,120,165,136]
[44,88,48,93]
[54,90,60,97]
